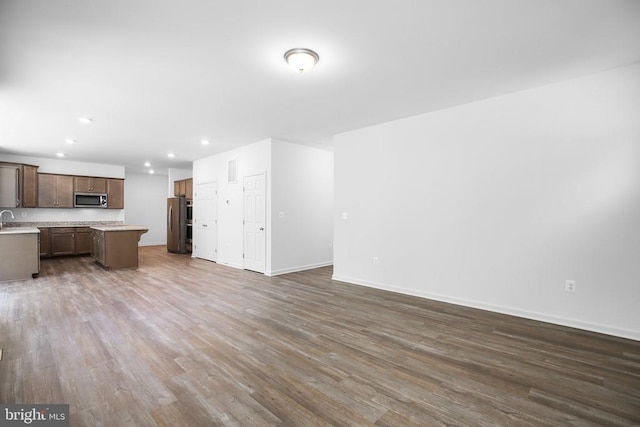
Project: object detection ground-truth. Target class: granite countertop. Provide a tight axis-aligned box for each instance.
[4,221,125,228]
[90,225,149,232]
[0,226,40,235]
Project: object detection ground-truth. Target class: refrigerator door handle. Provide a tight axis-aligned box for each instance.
[169,205,173,232]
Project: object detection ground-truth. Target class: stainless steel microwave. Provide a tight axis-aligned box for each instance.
[74,193,108,208]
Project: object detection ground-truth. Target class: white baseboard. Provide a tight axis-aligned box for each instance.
[267,261,333,277]
[191,255,243,270]
[218,261,243,270]
[332,274,640,342]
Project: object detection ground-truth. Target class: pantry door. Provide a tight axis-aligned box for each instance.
[194,181,217,262]
[243,172,265,273]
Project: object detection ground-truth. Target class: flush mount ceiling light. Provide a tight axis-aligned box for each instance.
[65,138,77,144]
[77,117,93,124]
[201,139,210,146]
[56,152,65,158]
[284,48,319,73]
[144,161,151,167]
[167,152,175,158]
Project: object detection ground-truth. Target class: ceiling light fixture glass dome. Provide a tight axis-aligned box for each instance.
[284,48,319,73]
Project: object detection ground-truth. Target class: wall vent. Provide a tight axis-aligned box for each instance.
[228,159,237,184]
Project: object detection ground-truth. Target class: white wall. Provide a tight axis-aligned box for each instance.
[193,138,335,275]
[124,170,167,246]
[334,64,640,340]
[271,139,333,275]
[0,154,125,223]
[193,139,271,270]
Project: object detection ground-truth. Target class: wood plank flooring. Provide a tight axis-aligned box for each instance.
[1,246,639,426]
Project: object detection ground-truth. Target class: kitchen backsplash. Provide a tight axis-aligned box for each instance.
[4,207,125,224]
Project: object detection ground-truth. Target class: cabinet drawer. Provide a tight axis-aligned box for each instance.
[50,227,76,234]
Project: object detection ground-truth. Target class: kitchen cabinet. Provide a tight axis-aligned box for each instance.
[38,174,74,208]
[39,227,50,257]
[48,227,92,256]
[173,178,193,199]
[176,180,186,197]
[5,163,125,210]
[75,227,92,254]
[0,164,19,207]
[74,177,106,193]
[22,164,39,208]
[107,179,124,209]
[0,228,39,281]
[91,230,106,265]
[0,162,38,208]
[185,178,193,199]
[91,226,148,269]
[50,227,76,256]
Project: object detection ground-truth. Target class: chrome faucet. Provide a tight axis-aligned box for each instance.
[0,209,15,231]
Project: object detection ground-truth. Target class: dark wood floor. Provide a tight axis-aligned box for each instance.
[1,246,639,426]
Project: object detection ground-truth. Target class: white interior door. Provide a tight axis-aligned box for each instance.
[194,182,218,262]
[243,172,266,273]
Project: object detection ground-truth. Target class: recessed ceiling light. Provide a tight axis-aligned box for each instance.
[167,153,175,158]
[56,152,65,157]
[149,169,155,174]
[284,48,319,73]
[65,139,77,144]
[201,139,210,145]
[144,161,151,167]
[77,117,93,124]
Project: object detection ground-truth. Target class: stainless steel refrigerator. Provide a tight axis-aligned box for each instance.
[167,197,188,253]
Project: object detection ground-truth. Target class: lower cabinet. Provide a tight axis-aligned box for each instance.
[45,227,93,257]
[0,232,39,281]
[75,228,92,254]
[91,230,106,265]
[50,228,75,256]
[39,227,50,258]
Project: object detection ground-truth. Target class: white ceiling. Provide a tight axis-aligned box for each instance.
[1,0,639,175]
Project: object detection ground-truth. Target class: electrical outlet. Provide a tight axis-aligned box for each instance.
[565,280,576,292]
[21,211,27,218]
[373,257,379,265]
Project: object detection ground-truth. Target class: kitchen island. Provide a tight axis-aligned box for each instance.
[90,225,148,270]
[0,227,40,282]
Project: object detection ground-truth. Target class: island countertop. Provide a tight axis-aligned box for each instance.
[90,225,149,232]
